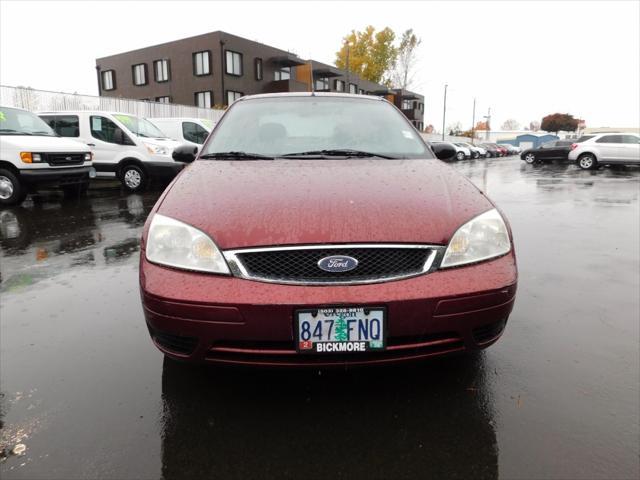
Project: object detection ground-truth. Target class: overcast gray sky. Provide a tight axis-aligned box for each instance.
[1,0,639,130]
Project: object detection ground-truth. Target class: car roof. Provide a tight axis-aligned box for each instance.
[37,111,136,115]
[236,92,387,102]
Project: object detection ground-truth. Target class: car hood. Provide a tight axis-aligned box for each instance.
[0,135,90,152]
[156,158,495,249]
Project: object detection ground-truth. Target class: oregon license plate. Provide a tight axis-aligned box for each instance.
[296,307,386,354]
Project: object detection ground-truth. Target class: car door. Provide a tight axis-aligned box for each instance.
[553,140,572,160]
[595,135,624,163]
[620,135,640,164]
[537,141,556,160]
[87,115,135,176]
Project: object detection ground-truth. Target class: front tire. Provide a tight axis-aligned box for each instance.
[473,151,480,159]
[456,152,465,161]
[0,169,27,206]
[120,164,148,192]
[578,154,598,170]
[524,153,536,164]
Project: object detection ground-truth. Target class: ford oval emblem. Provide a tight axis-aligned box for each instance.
[317,255,359,273]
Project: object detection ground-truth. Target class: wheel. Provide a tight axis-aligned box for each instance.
[120,164,148,192]
[523,153,536,164]
[456,151,465,161]
[578,154,598,170]
[0,169,27,206]
[61,181,89,198]
[473,151,480,159]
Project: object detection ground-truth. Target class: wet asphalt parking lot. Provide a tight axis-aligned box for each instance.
[0,156,638,480]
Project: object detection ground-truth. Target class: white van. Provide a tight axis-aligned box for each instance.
[39,111,183,192]
[0,105,93,205]
[148,117,213,146]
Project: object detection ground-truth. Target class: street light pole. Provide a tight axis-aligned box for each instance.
[442,83,448,141]
[471,97,476,143]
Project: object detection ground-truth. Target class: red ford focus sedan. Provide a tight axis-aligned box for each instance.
[139,93,517,367]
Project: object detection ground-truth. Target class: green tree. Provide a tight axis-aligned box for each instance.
[335,26,397,84]
[541,113,579,133]
[391,29,422,90]
[334,315,348,341]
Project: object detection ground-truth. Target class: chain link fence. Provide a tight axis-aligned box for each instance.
[0,85,225,122]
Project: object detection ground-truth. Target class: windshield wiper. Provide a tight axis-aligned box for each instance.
[199,151,275,160]
[281,149,397,159]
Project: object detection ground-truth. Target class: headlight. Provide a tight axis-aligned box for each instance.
[20,152,42,163]
[84,152,92,161]
[143,142,169,156]
[441,209,511,268]
[145,214,230,274]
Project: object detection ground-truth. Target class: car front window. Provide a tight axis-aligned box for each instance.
[0,106,56,136]
[201,96,432,159]
[114,114,167,138]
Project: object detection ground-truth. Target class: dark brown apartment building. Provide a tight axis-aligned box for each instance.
[95,31,425,130]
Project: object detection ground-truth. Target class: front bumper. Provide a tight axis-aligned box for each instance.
[19,166,91,186]
[140,251,517,367]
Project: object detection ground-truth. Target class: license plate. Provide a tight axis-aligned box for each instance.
[296,307,386,354]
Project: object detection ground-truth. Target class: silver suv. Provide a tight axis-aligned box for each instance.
[569,133,640,170]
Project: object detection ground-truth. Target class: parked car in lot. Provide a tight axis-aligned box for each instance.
[520,140,573,164]
[139,92,517,367]
[432,141,468,160]
[148,117,214,146]
[479,143,501,158]
[498,144,518,156]
[455,142,485,159]
[568,133,640,170]
[0,106,93,206]
[39,111,183,192]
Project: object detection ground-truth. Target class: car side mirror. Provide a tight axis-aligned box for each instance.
[172,144,198,163]
[431,143,457,160]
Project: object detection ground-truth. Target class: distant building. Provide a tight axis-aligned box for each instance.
[496,133,559,149]
[95,31,424,129]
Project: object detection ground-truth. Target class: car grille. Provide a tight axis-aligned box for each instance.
[227,245,439,284]
[44,152,86,166]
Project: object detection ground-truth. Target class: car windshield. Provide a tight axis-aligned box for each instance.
[201,96,431,159]
[0,106,57,136]
[114,114,167,138]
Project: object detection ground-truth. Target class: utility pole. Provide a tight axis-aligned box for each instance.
[484,107,491,140]
[471,97,476,143]
[442,83,448,140]
[345,42,350,87]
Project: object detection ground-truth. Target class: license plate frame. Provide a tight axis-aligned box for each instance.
[294,306,387,354]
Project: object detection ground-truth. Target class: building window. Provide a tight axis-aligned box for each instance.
[156,96,171,104]
[154,59,170,82]
[101,70,115,91]
[418,102,424,111]
[358,88,365,95]
[195,91,213,108]
[255,58,263,81]
[274,66,290,80]
[193,51,211,76]
[314,77,329,90]
[334,80,345,92]
[225,50,243,76]
[132,64,147,86]
[348,83,357,94]
[227,90,243,105]
[401,99,413,110]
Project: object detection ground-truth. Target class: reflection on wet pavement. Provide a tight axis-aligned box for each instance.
[0,160,638,479]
